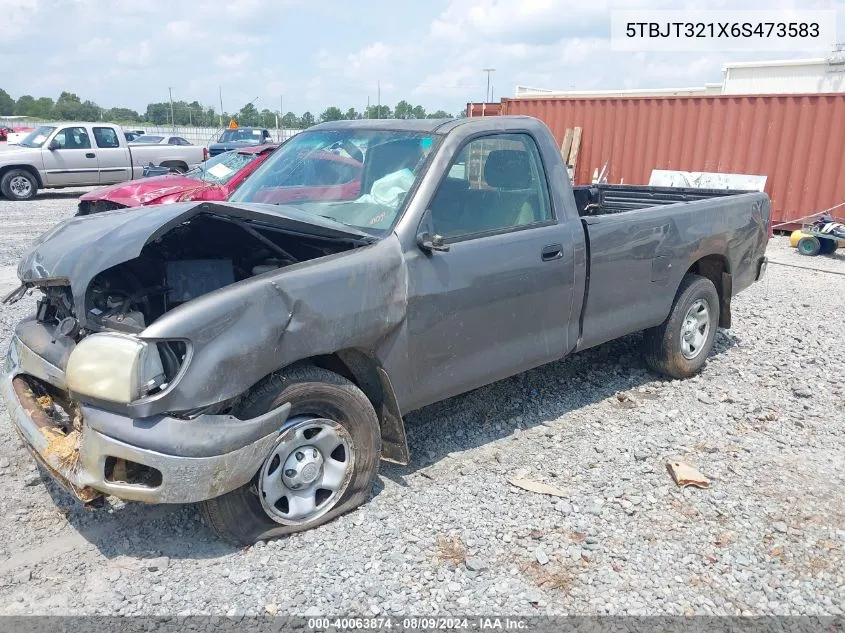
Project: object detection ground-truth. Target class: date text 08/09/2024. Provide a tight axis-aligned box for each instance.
[307,617,528,630]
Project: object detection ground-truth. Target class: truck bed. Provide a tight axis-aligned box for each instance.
[573,184,753,217]
[573,186,770,353]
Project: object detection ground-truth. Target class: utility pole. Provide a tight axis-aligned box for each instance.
[366,96,370,119]
[377,80,381,119]
[219,86,224,128]
[482,68,495,102]
[168,87,175,131]
[277,95,282,139]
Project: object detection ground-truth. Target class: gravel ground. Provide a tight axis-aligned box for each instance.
[0,193,843,616]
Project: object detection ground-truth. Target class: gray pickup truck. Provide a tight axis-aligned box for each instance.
[0,123,207,200]
[1,116,769,544]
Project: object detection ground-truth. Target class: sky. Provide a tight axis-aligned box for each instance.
[1,0,844,117]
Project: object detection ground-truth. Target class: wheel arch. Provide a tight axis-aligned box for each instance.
[0,164,44,188]
[248,350,410,465]
[159,160,188,173]
[684,254,732,328]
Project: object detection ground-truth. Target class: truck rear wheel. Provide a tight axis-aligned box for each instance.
[642,274,719,379]
[199,365,381,545]
[1,169,38,200]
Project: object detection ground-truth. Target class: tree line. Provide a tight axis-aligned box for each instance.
[0,88,459,129]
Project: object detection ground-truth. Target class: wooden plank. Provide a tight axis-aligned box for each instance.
[568,127,582,172]
[560,128,574,164]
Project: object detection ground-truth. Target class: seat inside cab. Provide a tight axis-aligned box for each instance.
[430,145,545,238]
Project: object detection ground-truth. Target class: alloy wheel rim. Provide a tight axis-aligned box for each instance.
[10,176,32,197]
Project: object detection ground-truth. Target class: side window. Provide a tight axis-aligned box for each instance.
[429,133,552,240]
[93,127,119,148]
[53,126,92,150]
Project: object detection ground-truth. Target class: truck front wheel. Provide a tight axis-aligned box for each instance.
[199,365,381,545]
[642,274,720,379]
[1,169,38,200]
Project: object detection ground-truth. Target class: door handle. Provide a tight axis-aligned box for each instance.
[541,243,563,261]
[85,153,96,158]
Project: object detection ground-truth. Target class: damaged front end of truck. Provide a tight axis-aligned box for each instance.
[2,200,408,505]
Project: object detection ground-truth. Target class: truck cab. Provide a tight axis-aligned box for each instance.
[2,116,769,545]
[0,123,206,200]
[208,127,274,157]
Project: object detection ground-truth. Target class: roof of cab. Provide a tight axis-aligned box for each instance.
[309,118,455,133]
[307,115,542,135]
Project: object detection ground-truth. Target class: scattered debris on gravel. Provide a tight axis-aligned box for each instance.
[0,193,843,616]
[666,460,711,489]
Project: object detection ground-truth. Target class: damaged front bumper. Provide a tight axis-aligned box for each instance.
[2,334,288,504]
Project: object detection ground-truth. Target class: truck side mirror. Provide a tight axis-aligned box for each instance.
[48,140,61,151]
[416,209,449,253]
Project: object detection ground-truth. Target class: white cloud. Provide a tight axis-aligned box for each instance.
[165,20,194,38]
[215,51,251,69]
[430,0,611,41]
[78,36,112,55]
[316,41,402,84]
[412,65,480,97]
[348,42,392,71]
[116,39,152,67]
[0,0,38,40]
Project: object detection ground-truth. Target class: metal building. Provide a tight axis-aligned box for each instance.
[513,48,845,98]
[721,56,845,95]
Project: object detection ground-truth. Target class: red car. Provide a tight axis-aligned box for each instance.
[77,145,279,215]
[77,146,363,215]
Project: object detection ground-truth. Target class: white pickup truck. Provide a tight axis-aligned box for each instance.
[0,123,207,200]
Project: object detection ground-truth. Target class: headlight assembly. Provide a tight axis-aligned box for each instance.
[66,333,165,404]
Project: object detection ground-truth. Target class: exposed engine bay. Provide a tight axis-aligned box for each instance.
[32,211,360,338]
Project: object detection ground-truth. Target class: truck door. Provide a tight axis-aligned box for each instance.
[40,126,99,186]
[403,132,578,410]
[92,126,132,184]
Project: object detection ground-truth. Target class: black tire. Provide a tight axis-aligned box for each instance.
[797,236,821,256]
[642,274,720,379]
[819,237,837,255]
[200,365,381,545]
[1,169,38,200]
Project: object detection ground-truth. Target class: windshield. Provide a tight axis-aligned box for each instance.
[18,126,56,148]
[230,128,438,235]
[185,150,260,185]
[218,129,263,143]
[130,135,163,144]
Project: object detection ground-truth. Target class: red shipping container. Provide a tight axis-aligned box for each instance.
[469,94,845,229]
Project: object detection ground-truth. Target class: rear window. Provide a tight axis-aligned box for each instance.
[131,135,164,144]
[185,150,259,185]
[219,129,262,142]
